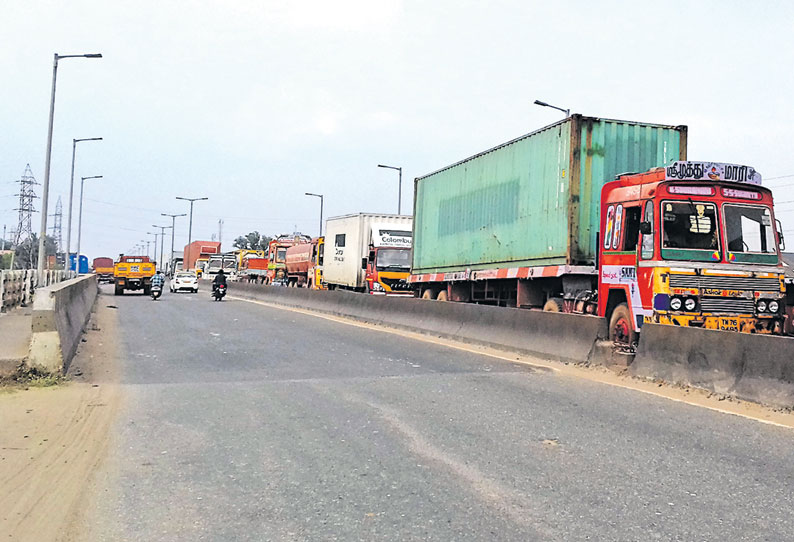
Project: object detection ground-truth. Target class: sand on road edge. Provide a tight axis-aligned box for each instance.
[0,298,122,541]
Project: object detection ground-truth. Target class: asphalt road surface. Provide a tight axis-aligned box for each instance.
[80,284,794,541]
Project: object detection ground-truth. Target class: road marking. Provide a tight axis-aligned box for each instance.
[230,295,794,431]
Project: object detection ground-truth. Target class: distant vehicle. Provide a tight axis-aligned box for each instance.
[92,257,115,283]
[114,255,156,295]
[170,271,199,293]
[285,236,327,289]
[206,254,237,279]
[323,213,413,294]
[264,234,311,285]
[239,256,269,282]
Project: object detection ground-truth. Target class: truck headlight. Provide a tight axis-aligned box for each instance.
[757,300,768,313]
[684,297,697,311]
[669,297,683,311]
[768,300,779,313]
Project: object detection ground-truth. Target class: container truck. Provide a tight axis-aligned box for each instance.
[183,241,221,272]
[285,237,326,288]
[92,257,115,283]
[408,114,787,344]
[324,214,413,294]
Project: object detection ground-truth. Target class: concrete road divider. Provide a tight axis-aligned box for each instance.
[632,323,794,408]
[229,282,608,364]
[28,275,98,375]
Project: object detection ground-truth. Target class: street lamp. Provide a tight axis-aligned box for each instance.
[37,52,103,282]
[161,212,186,275]
[377,164,403,215]
[66,137,102,269]
[305,193,324,237]
[533,99,570,118]
[153,224,172,272]
[75,175,102,270]
[176,196,208,271]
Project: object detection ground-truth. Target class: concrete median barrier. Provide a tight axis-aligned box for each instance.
[632,324,794,408]
[27,274,98,375]
[228,282,608,364]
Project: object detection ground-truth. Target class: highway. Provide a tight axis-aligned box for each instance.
[77,284,794,541]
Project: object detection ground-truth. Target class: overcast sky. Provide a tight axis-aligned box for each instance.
[2,0,794,262]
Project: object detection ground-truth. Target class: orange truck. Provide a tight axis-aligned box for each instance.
[92,257,115,283]
[284,236,326,289]
[114,255,156,295]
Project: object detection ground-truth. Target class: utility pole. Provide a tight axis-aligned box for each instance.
[175,197,207,271]
[14,165,38,269]
[152,224,172,272]
[161,212,186,275]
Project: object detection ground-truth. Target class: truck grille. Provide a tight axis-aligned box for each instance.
[669,275,779,291]
[698,298,756,314]
[381,277,412,291]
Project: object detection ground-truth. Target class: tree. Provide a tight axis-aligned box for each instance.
[233,231,272,251]
[12,234,58,269]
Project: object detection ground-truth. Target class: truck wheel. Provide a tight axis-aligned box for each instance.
[114,285,123,296]
[421,289,436,300]
[609,303,637,346]
[543,297,564,312]
[437,290,448,302]
[143,286,151,296]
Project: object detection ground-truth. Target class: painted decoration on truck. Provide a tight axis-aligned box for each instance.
[601,264,652,331]
[665,162,762,185]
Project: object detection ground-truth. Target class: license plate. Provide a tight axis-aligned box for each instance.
[130,265,139,272]
[703,288,745,297]
[718,317,739,332]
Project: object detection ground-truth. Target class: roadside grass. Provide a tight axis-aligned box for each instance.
[0,367,66,392]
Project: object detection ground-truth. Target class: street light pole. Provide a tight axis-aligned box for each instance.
[66,137,102,269]
[176,196,208,271]
[153,224,172,272]
[37,52,102,282]
[75,175,102,271]
[533,99,570,118]
[161,212,186,275]
[377,164,403,215]
[304,193,324,237]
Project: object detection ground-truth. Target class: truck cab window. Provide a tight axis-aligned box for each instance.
[724,205,776,253]
[622,207,642,251]
[335,234,345,247]
[662,201,719,251]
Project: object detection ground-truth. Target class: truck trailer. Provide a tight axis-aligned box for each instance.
[323,214,413,294]
[408,114,787,343]
[92,257,115,283]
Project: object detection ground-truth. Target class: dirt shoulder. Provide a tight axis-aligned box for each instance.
[0,298,122,541]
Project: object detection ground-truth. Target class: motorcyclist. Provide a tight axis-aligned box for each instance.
[151,270,165,290]
[212,268,227,292]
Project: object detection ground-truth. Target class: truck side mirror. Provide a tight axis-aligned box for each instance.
[776,219,786,251]
[639,221,652,235]
[361,257,368,270]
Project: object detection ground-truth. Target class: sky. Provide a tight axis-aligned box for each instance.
[2,0,794,263]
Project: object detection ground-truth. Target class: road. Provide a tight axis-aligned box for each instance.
[74,284,794,541]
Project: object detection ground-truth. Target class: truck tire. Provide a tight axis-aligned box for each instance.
[421,289,436,300]
[143,285,151,296]
[543,297,564,312]
[114,285,123,296]
[436,290,448,302]
[609,303,637,346]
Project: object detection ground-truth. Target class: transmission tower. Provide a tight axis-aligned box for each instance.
[13,164,38,246]
[50,196,63,263]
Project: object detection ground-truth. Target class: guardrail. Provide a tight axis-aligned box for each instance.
[0,270,74,313]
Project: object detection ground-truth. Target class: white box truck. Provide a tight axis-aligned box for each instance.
[323,213,413,294]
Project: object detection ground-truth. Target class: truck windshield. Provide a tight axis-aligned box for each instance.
[376,248,411,270]
[661,201,720,259]
[724,204,778,263]
[276,248,287,263]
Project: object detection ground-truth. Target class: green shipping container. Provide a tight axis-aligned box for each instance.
[412,114,687,274]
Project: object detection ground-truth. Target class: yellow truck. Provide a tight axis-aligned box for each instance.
[114,255,156,295]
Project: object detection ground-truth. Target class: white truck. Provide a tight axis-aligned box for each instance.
[323,213,413,294]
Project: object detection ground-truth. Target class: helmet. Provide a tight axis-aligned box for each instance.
[218,268,225,274]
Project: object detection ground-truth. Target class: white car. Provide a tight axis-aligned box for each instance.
[170,271,199,293]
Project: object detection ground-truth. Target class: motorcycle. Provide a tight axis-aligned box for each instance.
[212,283,227,301]
[151,284,163,300]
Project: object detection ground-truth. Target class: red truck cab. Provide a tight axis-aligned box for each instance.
[364,226,413,295]
[598,161,786,345]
